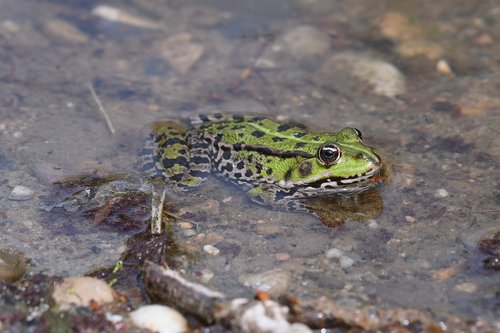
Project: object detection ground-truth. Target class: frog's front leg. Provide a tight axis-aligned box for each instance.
[247,184,308,213]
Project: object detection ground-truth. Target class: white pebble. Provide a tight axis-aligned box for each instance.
[182,229,196,237]
[340,255,355,269]
[325,248,343,258]
[52,277,114,310]
[129,305,188,333]
[367,219,378,229]
[8,186,34,201]
[203,244,220,255]
[405,215,416,223]
[435,188,449,198]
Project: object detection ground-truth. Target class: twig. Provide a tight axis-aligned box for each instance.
[88,82,115,134]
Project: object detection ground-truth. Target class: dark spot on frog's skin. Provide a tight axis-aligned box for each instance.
[238,133,245,137]
[234,172,242,178]
[284,168,293,180]
[190,156,210,165]
[232,114,245,121]
[266,168,273,175]
[299,161,312,177]
[355,153,364,159]
[232,125,246,130]
[277,124,294,132]
[272,137,286,142]
[223,163,233,172]
[245,170,253,178]
[247,155,253,163]
[217,125,226,130]
[221,147,232,160]
[293,132,306,138]
[213,113,224,119]
[177,149,188,155]
[236,161,245,170]
[255,163,263,174]
[313,136,321,141]
[294,142,306,149]
[251,130,265,138]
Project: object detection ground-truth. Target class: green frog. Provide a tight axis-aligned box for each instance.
[139,114,382,213]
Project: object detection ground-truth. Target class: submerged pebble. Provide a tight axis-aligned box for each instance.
[0,250,26,282]
[8,185,34,201]
[203,244,220,255]
[129,305,188,333]
[281,25,331,60]
[339,255,355,269]
[435,188,449,198]
[238,268,290,297]
[52,277,115,309]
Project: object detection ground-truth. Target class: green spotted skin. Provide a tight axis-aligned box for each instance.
[139,114,382,212]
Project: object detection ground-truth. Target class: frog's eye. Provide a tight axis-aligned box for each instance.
[317,144,341,166]
[353,128,363,141]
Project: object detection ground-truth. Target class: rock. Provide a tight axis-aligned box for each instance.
[281,25,331,61]
[159,33,204,75]
[129,305,188,333]
[92,5,161,29]
[197,268,215,284]
[325,248,343,259]
[0,250,26,282]
[339,255,355,269]
[435,188,449,198]
[405,215,416,223]
[203,244,220,255]
[323,53,406,98]
[238,268,290,297]
[274,253,290,261]
[378,12,443,60]
[256,224,284,237]
[44,19,89,44]
[455,282,477,293]
[8,185,34,201]
[431,266,458,281]
[52,277,115,309]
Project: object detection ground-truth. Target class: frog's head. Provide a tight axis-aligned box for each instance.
[278,128,382,195]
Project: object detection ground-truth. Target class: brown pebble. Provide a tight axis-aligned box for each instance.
[275,253,291,261]
[256,224,284,236]
[431,266,458,281]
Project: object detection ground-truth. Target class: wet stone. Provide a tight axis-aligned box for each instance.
[281,25,331,61]
[203,244,220,255]
[238,268,291,297]
[0,250,26,282]
[8,185,34,201]
[130,305,188,333]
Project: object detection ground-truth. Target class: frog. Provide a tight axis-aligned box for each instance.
[138,113,382,214]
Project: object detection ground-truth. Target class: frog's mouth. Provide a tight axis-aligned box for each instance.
[278,160,382,192]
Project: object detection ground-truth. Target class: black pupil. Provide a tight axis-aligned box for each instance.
[324,149,336,157]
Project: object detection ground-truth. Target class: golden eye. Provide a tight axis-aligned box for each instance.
[317,143,341,166]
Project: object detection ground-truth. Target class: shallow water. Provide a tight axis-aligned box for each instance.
[1,0,499,327]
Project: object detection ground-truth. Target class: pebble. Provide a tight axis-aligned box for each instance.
[197,268,215,284]
[339,255,355,269]
[455,282,477,293]
[436,59,453,75]
[367,220,379,229]
[274,253,291,261]
[129,305,188,333]
[281,25,331,60]
[435,188,449,198]
[159,33,204,75]
[44,19,89,44]
[378,12,443,60]
[8,185,34,201]
[405,215,416,223]
[238,268,290,297]
[203,244,220,255]
[323,53,406,98]
[431,266,458,281]
[256,224,284,237]
[182,229,197,237]
[52,277,115,310]
[0,250,26,282]
[325,248,343,259]
[178,222,193,229]
[203,232,224,245]
[92,5,161,29]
